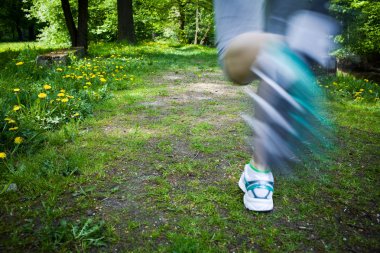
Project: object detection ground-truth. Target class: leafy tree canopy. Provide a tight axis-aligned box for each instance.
[331,0,380,58]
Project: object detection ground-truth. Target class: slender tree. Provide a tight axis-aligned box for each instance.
[60,0,88,49]
[193,2,199,44]
[117,0,136,44]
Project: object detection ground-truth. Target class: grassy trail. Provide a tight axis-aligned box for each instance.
[92,70,253,252]
[0,43,379,252]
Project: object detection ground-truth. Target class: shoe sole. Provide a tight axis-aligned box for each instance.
[238,173,274,212]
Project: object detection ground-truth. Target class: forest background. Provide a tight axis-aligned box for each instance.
[1,0,379,63]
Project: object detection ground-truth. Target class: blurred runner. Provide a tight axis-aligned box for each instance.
[213,0,338,211]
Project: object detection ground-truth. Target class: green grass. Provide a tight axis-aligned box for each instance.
[0,42,43,53]
[0,41,379,252]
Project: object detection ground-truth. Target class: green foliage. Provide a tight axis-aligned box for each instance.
[26,0,71,46]
[89,0,118,41]
[331,0,380,57]
[27,0,118,45]
[90,0,215,44]
[25,0,215,45]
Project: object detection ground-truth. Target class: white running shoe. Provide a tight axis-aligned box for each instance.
[238,163,274,211]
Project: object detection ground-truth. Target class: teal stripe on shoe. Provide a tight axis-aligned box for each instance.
[246,182,274,192]
[244,178,274,192]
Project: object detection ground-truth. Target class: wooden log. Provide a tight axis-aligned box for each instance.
[36,47,85,65]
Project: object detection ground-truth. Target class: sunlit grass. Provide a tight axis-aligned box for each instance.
[0,41,62,53]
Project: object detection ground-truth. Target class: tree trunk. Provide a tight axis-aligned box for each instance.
[200,24,211,45]
[117,0,136,44]
[177,2,185,42]
[77,0,88,49]
[193,5,199,44]
[61,0,77,47]
[16,23,23,41]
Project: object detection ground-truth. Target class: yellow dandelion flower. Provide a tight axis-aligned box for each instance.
[57,93,65,97]
[14,136,23,144]
[56,68,63,72]
[0,152,6,159]
[359,88,364,92]
[43,84,52,90]
[4,117,12,121]
[60,89,65,93]
[364,79,369,82]
[6,118,16,124]
[56,98,61,101]
[13,88,20,92]
[73,112,80,117]
[9,127,18,131]
[86,82,92,85]
[77,76,83,79]
[100,78,106,83]
[16,62,24,66]
[13,105,21,111]
[61,98,69,103]
[38,93,47,99]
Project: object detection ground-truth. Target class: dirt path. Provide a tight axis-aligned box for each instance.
[90,70,254,251]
